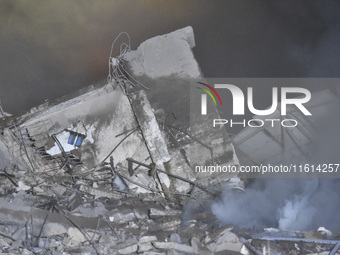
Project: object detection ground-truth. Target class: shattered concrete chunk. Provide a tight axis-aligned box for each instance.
[206,231,244,253]
[152,242,195,254]
[203,225,233,244]
[149,208,181,219]
[67,191,82,211]
[72,201,106,217]
[16,181,31,191]
[124,26,200,79]
[43,223,68,237]
[133,208,148,220]
[79,185,122,199]
[169,233,182,244]
[152,219,181,231]
[21,248,33,255]
[190,237,212,255]
[11,227,26,241]
[67,227,87,244]
[128,221,139,228]
[50,186,67,197]
[130,90,171,190]
[186,219,198,228]
[139,235,157,244]
[33,186,44,193]
[0,238,10,247]
[108,208,136,223]
[118,243,138,254]
[138,242,154,253]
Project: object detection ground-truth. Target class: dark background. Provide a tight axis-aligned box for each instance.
[1,0,340,115]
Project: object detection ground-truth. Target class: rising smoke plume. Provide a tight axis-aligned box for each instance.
[212,178,340,232]
[212,101,340,232]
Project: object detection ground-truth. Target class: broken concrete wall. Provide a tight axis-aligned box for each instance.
[129,90,172,191]
[1,84,150,175]
[123,26,240,194]
[0,26,242,207]
[0,27,242,205]
[124,26,199,79]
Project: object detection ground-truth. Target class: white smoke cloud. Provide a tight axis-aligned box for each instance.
[212,96,340,232]
[277,179,318,230]
[278,195,315,231]
[211,178,340,232]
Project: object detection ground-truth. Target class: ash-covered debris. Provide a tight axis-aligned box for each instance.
[0,27,338,255]
[0,164,252,255]
[0,27,245,254]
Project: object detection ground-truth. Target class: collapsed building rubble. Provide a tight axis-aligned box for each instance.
[0,27,339,254]
[0,27,243,254]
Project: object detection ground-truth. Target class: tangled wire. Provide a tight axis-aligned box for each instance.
[107,32,150,94]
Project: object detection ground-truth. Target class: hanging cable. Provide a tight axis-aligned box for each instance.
[107,31,150,92]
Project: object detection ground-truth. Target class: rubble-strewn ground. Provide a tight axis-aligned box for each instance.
[0,167,340,255]
[0,166,229,254]
[1,27,340,255]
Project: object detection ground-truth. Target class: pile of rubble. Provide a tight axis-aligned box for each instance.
[1,27,340,255]
[0,26,244,254]
[0,166,340,255]
[0,165,250,255]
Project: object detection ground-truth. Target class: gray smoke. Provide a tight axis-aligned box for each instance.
[212,101,340,232]
[212,178,340,232]
[211,1,340,232]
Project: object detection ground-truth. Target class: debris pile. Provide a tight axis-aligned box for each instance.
[1,27,340,254]
[1,177,339,255]
[0,26,242,254]
[0,163,250,254]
